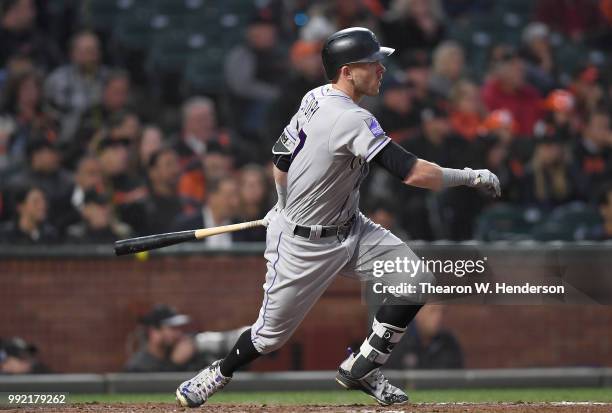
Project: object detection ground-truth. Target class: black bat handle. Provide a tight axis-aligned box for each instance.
[114,230,197,256]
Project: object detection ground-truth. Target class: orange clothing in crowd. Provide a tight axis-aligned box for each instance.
[178,169,206,204]
[450,111,483,141]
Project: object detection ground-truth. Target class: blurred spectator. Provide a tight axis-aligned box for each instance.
[234,164,269,242]
[386,305,463,369]
[106,111,140,143]
[572,110,612,201]
[96,137,147,233]
[0,187,8,222]
[584,183,612,240]
[569,64,604,122]
[521,134,576,210]
[476,110,526,203]
[403,106,469,168]
[44,30,109,142]
[225,15,287,136]
[71,70,131,166]
[0,0,61,71]
[132,125,163,178]
[534,89,578,143]
[66,190,130,243]
[0,69,58,177]
[535,0,604,42]
[441,0,491,18]
[0,53,35,87]
[519,22,558,95]
[449,80,486,142]
[367,201,409,241]
[381,0,446,64]
[143,147,196,235]
[400,106,470,239]
[0,185,57,244]
[330,0,380,31]
[299,0,378,42]
[267,40,325,139]
[175,176,241,247]
[125,305,246,372]
[175,97,225,163]
[202,142,236,184]
[334,0,379,29]
[299,6,336,42]
[481,46,543,136]
[374,72,420,143]
[125,305,196,372]
[54,155,103,233]
[429,40,465,99]
[481,110,518,149]
[0,336,50,374]
[403,53,434,108]
[7,138,72,226]
[174,97,236,204]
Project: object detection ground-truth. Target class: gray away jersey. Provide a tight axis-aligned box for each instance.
[273,84,391,226]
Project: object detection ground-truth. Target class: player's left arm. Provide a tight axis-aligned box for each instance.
[261,158,289,227]
[272,164,288,208]
[373,141,501,197]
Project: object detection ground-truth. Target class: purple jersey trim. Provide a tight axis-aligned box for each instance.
[365,136,391,162]
[284,127,297,142]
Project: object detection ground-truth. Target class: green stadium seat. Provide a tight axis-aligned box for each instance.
[493,0,534,17]
[184,51,226,94]
[531,202,602,241]
[48,0,70,15]
[184,14,227,34]
[550,202,602,227]
[151,0,189,16]
[81,0,119,29]
[148,30,212,74]
[531,221,575,241]
[81,0,151,30]
[115,10,156,50]
[222,0,256,15]
[474,204,536,241]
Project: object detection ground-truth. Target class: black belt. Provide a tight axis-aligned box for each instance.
[293,216,355,240]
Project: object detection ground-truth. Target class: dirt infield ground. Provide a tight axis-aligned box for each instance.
[5,403,612,413]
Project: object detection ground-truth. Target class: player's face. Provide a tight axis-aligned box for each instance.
[349,61,386,96]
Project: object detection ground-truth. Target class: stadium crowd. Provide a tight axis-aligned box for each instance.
[1,0,612,244]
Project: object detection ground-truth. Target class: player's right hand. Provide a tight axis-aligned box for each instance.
[262,203,282,227]
[465,168,501,197]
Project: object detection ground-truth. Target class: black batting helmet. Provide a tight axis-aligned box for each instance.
[321,27,394,80]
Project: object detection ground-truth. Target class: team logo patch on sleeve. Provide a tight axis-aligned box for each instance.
[367,117,385,137]
[272,130,297,155]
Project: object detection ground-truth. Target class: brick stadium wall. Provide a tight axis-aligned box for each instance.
[1,254,612,373]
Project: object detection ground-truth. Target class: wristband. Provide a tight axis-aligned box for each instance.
[441,167,474,188]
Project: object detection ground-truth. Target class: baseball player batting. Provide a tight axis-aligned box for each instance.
[176,27,500,407]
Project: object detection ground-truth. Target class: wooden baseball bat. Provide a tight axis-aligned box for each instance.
[114,220,265,256]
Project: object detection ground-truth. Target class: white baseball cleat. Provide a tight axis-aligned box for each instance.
[335,352,409,406]
[176,360,231,407]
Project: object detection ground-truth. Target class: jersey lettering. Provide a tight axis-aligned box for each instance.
[300,93,320,122]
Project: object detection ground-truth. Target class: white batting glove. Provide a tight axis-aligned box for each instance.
[262,203,282,228]
[464,168,501,197]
